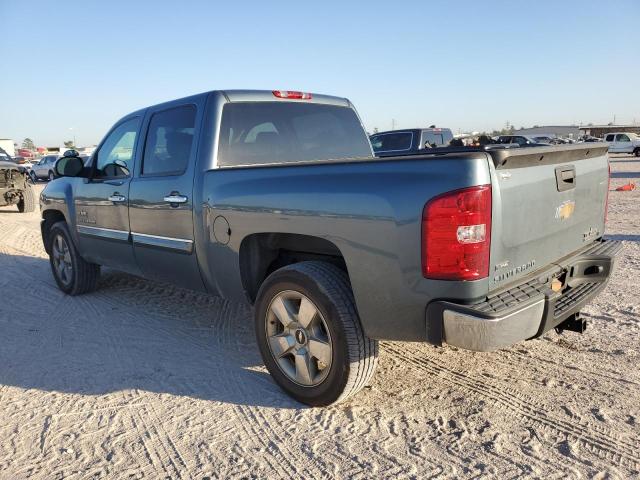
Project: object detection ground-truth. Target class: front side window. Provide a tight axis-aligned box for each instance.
[370,132,413,153]
[616,134,630,142]
[94,117,140,178]
[218,102,372,166]
[142,105,196,176]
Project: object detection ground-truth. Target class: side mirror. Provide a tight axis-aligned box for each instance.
[55,156,85,178]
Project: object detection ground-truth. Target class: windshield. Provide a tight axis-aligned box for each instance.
[217,102,372,167]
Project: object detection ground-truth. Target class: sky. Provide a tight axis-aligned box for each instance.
[1,0,639,147]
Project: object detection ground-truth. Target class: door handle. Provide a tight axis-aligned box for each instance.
[108,193,127,203]
[163,194,188,204]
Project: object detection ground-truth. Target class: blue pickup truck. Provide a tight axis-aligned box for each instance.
[41,89,620,405]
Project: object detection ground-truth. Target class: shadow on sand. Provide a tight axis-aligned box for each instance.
[0,251,308,409]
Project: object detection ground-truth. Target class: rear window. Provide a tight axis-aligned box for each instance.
[605,134,615,141]
[370,132,413,152]
[217,102,372,167]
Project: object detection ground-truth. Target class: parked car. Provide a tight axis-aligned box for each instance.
[41,89,620,406]
[370,127,454,156]
[30,154,59,181]
[604,132,640,156]
[494,135,550,146]
[531,135,554,143]
[17,148,34,158]
[579,135,603,143]
[12,156,34,171]
[0,147,12,163]
[0,159,36,212]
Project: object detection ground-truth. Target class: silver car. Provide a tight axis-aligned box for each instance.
[30,155,59,182]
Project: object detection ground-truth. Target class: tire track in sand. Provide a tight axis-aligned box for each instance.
[384,343,640,469]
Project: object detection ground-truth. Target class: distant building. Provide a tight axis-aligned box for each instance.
[579,125,640,138]
[513,126,582,139]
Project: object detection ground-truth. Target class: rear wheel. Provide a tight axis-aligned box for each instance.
[48,171,55,181]
[17,183,35,213]
[48,221,100,295]
[254,261,378,406]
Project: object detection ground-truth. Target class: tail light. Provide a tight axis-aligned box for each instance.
[272,90,312,100]
[604,158,611,224]
[422,185,492,280]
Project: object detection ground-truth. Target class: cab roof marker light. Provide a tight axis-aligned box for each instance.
[272,90,312,100]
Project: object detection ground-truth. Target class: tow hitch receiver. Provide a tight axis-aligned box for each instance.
[555,312,587,334]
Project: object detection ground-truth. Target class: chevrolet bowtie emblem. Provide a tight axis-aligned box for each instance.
[555,200,575,221]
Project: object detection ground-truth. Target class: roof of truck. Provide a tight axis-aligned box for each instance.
[221,90,350,107]
[118,89,354,125]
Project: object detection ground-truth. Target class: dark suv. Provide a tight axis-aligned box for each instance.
[370,127,454,157]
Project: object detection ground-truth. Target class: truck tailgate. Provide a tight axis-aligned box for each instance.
[488,144,609,291]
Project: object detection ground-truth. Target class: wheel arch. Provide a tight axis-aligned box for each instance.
[239,232,350,304]
[41,209,67,254]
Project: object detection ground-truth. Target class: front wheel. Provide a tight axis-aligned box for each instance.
[29,171,38,183]
[254,261,378,406]
[48,221,100,295]
[634,148,640,158]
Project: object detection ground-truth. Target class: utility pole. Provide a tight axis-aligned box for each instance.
[391,118,396,130]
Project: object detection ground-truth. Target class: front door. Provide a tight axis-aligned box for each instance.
[74,116,141,274]
[128,102,205,291]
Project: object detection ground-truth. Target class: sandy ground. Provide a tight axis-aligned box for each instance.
[0,155,638,479]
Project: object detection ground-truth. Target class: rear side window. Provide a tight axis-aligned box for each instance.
[370,132,413,152]
[217,102,372,167]
[605,134,615,142]
[143,105,196,176]
[422,130,453,147]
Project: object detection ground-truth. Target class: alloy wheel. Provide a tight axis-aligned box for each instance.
[52,234,73,286]
[265,290,332,387]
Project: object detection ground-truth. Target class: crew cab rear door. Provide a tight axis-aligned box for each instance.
[128,99,205,292]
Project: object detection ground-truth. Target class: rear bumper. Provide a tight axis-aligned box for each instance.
[426,238,622,352]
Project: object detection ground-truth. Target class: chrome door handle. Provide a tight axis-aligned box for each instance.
[163,194,188,204]
[108,193,127,203]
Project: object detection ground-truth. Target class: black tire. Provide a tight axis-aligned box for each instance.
[48,171,55,181]
[29,171,38,183]
[17,183,35,213]
[634,148,640,158]
[254,261,378,406]
[48,221,100,295]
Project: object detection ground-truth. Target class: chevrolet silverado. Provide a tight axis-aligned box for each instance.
[40,89,620,405]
